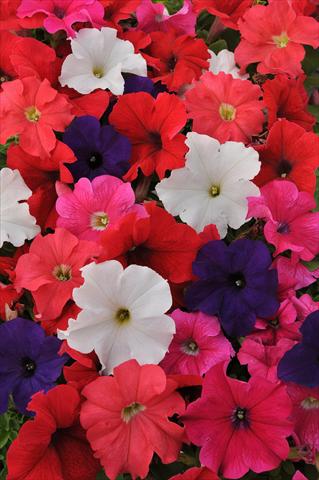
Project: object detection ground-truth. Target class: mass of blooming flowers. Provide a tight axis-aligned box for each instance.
[0,1,319,479]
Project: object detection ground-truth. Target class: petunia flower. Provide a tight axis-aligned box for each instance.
[0,77,74,158]
[185,72,264,143]
[248,180,319,261]
[0,168,40,248]
[109,91,187,180]
[62,115,131,181]
[17,0,105,38]
[56,175,143,242]
[253,120,319,195]
[58,260,175,373]
[170,467,219,480]
[156,132,260,238]
[100,0,141,27]
[14,228,100,320]
[183,362,293,479]
[192,0,251,30]
[185,239,279,337]
[235,0,319,77]
[80,359,185,480]
[160,309,233,376]
[136,0,196,36]
[278,310,319,388]
[208,49,248,79]
[0,317,67,415]
[6,385,100,480]
[59,27,147,95]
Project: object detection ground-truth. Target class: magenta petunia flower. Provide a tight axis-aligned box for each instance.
[183,362,293,479]
[160,309,233,376]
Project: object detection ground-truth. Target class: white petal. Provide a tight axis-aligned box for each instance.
[219,142,261,182]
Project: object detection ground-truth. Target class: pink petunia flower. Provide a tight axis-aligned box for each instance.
[17,0,105,38]
[56,175,144,242]
[136,0,196,36]
[160,309,234,376]
[80,359,185,480]
[185,72,264,143]
[183,362,293,479]
[235,0,319,77]
[238,337,296,383]
[248,180,319,261]
[14,228,99,320]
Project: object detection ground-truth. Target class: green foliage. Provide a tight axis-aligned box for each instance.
[0,136,18,170]
[0,406,26,479]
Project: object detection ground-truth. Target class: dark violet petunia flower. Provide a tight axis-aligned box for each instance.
[63,115,131,182]
[0,317,68,415]
[278,310,319,387]
[185,239,279,337]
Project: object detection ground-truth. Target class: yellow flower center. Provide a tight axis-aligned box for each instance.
[121,402,145,423]
[90,212,109,231]
[25,106,41,123]
[52,264,72,281]
[273,32,289,48]
[93,66,105,78]
[209,185,220,197]
[219,103,236,121]
[301,396,319,409]
[115,308,130,325]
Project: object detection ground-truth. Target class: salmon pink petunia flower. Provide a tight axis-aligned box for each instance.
[183,362,293,479]
[80,359,185,480]
[235,0,319,77]
[0,77,74,158]
[185,72,264,144]
[14,228,99,320]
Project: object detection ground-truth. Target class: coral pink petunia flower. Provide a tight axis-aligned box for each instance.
[183,362,293,479]
[160,309,234,376]
[248,180,319,261]
[80,359,185,480]
[56,175,143,242]
[136,0,196,36]
[235,0,319,77]
[192,0,251,30]
[109,92,187,180]
[14,228,100,320]
[185,72,264,143]
[17,0,105,38]
[0,77,74,158]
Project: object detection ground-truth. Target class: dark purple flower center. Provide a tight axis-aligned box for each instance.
[228,272,246,289]
[53,6,65,18]
[277,159,292,178]
[149,131,163,149]
[269,317,279,329]
[88,152,103,169]
[232,407,249,428]
[22,357,36,377]
[277,222,290,234]
[167,56,178,71]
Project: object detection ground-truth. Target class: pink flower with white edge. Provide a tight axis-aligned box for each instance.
[160,309,234,376]
[248,180,319,261]
[56,175,144,242]
[136,0,196,36]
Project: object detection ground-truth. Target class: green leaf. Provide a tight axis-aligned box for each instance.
[302,46,319,75]
[209,39,228,54]
[308,105,319,123]
[0,431,9,449]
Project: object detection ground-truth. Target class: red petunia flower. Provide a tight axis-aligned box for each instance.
[171,466,220,480]
[6,385,100,480]
[109,92,187,179]
[253,119,319,195]
[0,77,74,158]
[235,0,319,77]
[192,0,252,30]
[14,228,100,320]
[80,359,185,480]
[0,0,44,30]
[185,72,264,143]
[99,202,201,283]
[0,31,20,90]
[143,30,209,92]
[263,74,315,131]
[7,141,76,230]
[100,0,141,27]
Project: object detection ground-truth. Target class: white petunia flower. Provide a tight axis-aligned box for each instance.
[156,132,260,238]
[0,168,40,248]
[59,27,147,95]
[208,49,249,80]
[58,260,175,374]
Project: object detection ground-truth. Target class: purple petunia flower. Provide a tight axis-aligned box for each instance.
[63,115,131,182]
[278,310,319,387]
[185,239,279,337]
[0,317,68,415]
